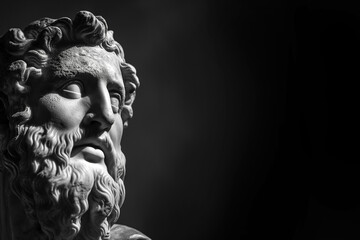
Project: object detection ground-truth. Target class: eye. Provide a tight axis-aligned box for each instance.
[61,82,84,99]
[110,92,122,113]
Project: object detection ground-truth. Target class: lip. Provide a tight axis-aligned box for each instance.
[72,136,110,158]
[73,138,110,153]
[71,133,121,180]
[71,145,105,164]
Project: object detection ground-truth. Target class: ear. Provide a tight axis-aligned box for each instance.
[120,63,139,127]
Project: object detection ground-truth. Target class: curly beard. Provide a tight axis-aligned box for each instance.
[11,123,125,240]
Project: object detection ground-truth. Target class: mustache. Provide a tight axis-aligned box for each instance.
[24,123,125,182]
[72,130,125,182]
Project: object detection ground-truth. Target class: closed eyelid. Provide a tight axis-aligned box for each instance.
[110,91,122,101]
[59,81,84,99]
[62,89,82,96]
[110,93,122,113]
[111,104,119,110]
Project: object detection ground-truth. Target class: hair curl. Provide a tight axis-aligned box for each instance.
[0,11,139,173]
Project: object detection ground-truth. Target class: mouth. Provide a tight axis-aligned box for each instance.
[71,144,105,164]
[70,134,123,181]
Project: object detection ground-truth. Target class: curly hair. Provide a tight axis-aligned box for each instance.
[0,11,139,175]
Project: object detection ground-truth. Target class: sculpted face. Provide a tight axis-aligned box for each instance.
[0,11,143,240]
[13,46,128,239]
[29,46,125,181]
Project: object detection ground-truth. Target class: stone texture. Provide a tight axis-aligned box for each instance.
[0,10,148,240]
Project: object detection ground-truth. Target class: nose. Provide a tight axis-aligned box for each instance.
[83,90,115,132]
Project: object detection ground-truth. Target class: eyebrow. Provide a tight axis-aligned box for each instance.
[107,80,124,91]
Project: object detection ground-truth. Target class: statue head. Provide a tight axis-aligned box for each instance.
[0,11,139,239]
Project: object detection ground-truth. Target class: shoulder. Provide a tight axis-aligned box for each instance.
[110,224,151,240]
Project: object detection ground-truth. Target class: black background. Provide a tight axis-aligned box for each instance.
[1,1,359,239]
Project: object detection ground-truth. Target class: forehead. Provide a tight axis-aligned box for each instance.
[47,46,122,81]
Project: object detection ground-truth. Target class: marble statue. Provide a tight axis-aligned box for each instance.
[0,11,149,240]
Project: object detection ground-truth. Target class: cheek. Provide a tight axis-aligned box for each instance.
[109,114,123,149]
[35,94,86,129]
